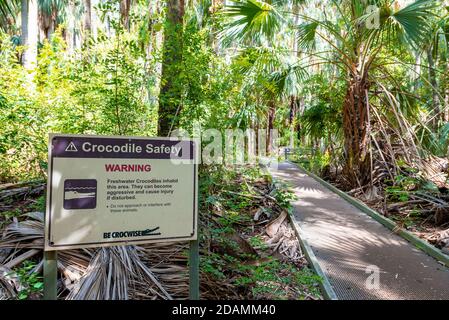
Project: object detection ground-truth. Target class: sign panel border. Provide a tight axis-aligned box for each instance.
[45,133,199,251]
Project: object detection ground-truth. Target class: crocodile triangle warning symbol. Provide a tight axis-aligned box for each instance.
[65,142,78,152]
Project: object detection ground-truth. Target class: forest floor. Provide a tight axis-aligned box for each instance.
[330,176,449,255]
[0,165,323,300]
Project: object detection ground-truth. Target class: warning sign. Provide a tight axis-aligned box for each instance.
[65,142,78,152]
[45,134,198,251]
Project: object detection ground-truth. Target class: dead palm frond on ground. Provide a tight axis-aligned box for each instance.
[0,210,190,300]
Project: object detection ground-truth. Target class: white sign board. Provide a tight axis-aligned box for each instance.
[45,134,198,251]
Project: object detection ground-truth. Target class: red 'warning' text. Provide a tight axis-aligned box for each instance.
[105,164,152,172]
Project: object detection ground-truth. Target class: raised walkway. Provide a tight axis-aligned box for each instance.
[269,162,449,300]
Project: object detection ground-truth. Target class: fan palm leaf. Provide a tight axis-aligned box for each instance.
[359,0,438,50]
[221,0,285,45]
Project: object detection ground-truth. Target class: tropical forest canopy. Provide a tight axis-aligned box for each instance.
[0,0,448,190]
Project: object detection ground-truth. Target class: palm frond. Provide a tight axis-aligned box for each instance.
[269,63,307,97]
[0,211,189,300]
[360,0,439,50]
[296,21,318,51]
[0,212,44,249]
[390,0,437,49]
[0,0,19,32]
[220,0,285,45]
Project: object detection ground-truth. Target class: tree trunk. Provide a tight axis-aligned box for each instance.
[289,96,299,148]
[297,97,305,145]
[342,71,371,187]
[444,18,449,122]
[266,100,275,154]
[157,0,185,136]
[120,0,131,31]
[91,0,99,39]
[445,59,449,122]
[427,47,440,128]
[255,121,259,155]
[84,0,92,33]
[65,0,76,53]
[414,53,421,92]
[21,0,38,70]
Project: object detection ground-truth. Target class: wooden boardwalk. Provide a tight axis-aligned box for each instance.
[269,162,449,300]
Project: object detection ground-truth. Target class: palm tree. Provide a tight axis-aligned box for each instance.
[227,45,305,153]
[221,0,306,154]
[267,59,306,151]
[222,0,437,186]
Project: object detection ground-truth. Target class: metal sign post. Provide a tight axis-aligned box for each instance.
[189,184,200,300]
[43,251,57,300]
[189,239,200,300]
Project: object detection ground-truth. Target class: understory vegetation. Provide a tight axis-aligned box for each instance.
[0,166,322,300]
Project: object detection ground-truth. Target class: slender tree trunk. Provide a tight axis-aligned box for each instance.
[414,53,421,92]
[427,47,440,128]
[21,0,38,70]
[444,16,449,122]
[445,59,449,122]
[65,0,75,53]
[327,130,333,154]
[120,0,131,31]
[266,100,275,154]
[46,23,54,39]
[158,0,185,136]
[289,96,298,148]
[297,97,305,145]
[342,70,371,187]
[255,121,259,155]
[91,0,99,39]
[84,0,92,33]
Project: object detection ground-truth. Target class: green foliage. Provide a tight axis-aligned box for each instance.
[0,23,156,181]
[198,165,321,298]
[307,151,332,174]
[12,260,43,300]
[385,174,421,202]
[272,183,297,212]
[31,195,46,212]
[418,122,449,157]
[200,252,228,279]
[301,103,340,141]
[71,32,155,135]
[234,258,322,299]
[0,34,46,181]
[385,185,410,202]
[248,235,269,250]
[177,21,216,131]
[0,208,21,228]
